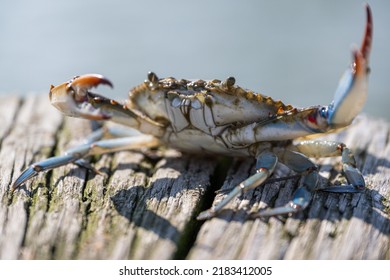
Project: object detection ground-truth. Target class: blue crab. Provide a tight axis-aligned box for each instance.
[12,5,373,220]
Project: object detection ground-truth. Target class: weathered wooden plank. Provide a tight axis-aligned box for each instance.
[0,93,389,260]
[0,94,62,259]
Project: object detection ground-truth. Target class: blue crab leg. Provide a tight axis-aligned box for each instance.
[254,150,318,217]
[12,154,80,191]
[197,150,278,220]
[11,129,160,191]
[254,140,364,217]
[295,140,365,192]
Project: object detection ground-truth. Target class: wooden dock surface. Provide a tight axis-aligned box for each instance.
[0,93,389,259]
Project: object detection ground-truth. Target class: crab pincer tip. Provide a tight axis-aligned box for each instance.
[361,3,373,62]
[71,74,113,89]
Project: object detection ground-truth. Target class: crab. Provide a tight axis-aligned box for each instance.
[12,5,372,220]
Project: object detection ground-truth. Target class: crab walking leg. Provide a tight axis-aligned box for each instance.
[197,151,278,220]
[11,132,160,191]
[255,150,318,217]
[67,126,145,171]
[11,128,107,190]
[254,140,364,217]
[295,140,365,192]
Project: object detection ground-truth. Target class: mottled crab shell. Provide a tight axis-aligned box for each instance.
[127,72,294,135]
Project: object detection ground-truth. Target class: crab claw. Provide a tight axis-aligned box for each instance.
[49,74,113,121]
[326,5,372,128]
[69,74,113,92]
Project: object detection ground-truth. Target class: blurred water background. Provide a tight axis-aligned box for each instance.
[0,0,389,120]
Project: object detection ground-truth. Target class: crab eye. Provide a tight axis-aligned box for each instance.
[319,107,328,119]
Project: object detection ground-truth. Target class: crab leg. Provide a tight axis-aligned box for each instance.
[295,140,365,192]
[255,140,364,217]
[197,150,278,220]
[254,150,318,217]
[11,128,160,191]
